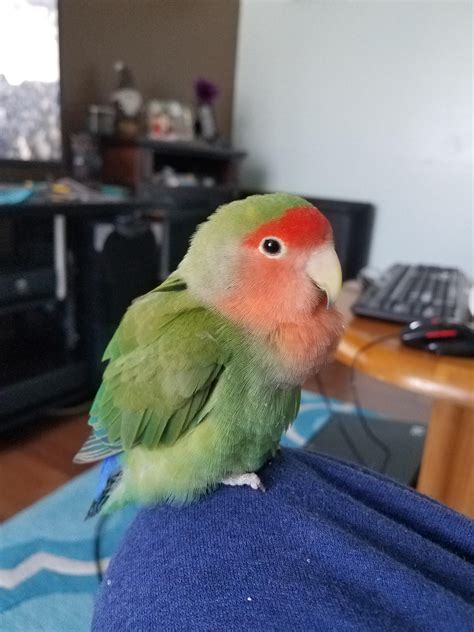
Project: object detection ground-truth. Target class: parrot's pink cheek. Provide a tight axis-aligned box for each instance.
[217,255,316,333]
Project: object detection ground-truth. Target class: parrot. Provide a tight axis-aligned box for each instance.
[74,193,344,516]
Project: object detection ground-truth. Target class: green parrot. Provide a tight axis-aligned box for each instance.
[75,193,343,516]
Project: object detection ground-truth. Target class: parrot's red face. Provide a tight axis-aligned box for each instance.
[215,205,344,378]
[216,206,341,332]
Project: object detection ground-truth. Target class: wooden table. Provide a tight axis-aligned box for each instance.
[335,282,474,518]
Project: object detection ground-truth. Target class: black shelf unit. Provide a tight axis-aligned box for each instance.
[0,138,247,429]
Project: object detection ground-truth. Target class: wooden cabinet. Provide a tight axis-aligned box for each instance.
[100,137,246,198]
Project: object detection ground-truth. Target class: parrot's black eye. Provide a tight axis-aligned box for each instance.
[259,237,285,258]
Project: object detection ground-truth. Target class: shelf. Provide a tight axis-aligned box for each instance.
[137,183,239,211]
[0,199,153,219]
[101,136,246,162]
[0,297,56,317]
[0,265,56,310]
[0,356,87,418]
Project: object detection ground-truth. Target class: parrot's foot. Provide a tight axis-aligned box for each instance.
[221,473,265,492]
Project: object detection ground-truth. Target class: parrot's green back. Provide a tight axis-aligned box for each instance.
[80,271,300,511]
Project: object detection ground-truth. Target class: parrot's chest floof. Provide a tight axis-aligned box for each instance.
[264,307,343,386]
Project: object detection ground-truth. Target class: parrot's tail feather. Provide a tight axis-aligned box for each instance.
[74,431,122,464]
[85,471,122,520]
[85,455,123,519]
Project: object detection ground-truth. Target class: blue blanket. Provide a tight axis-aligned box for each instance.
[0,468,137,631]
[0,391,333,630]
[93,449,474,631]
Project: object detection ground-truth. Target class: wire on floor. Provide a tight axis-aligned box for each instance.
[316,332,398,474]
[349,333,399,474]
[314,374,367,467]
[94,514,109,583]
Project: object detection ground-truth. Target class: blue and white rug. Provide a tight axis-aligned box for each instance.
[0,391,356,631]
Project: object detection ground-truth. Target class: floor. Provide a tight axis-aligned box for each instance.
[0,413,91,521]
[0,361,431,522]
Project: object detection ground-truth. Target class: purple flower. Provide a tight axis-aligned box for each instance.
[194,79,219,104]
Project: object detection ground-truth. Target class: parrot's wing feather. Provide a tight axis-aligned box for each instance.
[76,277,227,459]
[96,324,224,451]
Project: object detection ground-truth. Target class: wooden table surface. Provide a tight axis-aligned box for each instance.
[335,282,474,518]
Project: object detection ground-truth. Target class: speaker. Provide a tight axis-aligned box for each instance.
[305,197,375,280]
[78,215,161,387]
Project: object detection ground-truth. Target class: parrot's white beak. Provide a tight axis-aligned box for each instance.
[305,245,342,307]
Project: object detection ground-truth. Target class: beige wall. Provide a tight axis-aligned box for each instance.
[1,0,240,180]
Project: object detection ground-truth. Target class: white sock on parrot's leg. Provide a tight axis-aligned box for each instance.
[221,473,265,492]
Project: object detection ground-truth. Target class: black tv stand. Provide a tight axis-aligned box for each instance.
[0,197,153,429]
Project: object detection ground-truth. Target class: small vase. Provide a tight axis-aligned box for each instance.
[196,103,218,142]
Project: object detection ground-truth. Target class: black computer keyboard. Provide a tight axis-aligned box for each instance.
[352,264,471,324]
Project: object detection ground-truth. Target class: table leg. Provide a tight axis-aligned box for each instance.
[417,399,474,518]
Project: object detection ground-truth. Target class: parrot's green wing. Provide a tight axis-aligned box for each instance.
[75,274,227,461]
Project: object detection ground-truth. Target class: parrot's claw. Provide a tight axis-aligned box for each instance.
[221,473,265,492]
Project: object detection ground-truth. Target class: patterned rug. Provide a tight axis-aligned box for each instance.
[0,391,358,631]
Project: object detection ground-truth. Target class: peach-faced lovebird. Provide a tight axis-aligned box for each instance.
[75,194,343,516]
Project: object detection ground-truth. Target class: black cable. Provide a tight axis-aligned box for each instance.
[349,333,399,474]
[315,374,367,467]
[94,514,109,583]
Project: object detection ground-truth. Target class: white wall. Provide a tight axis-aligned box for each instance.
[233,0,473,274]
